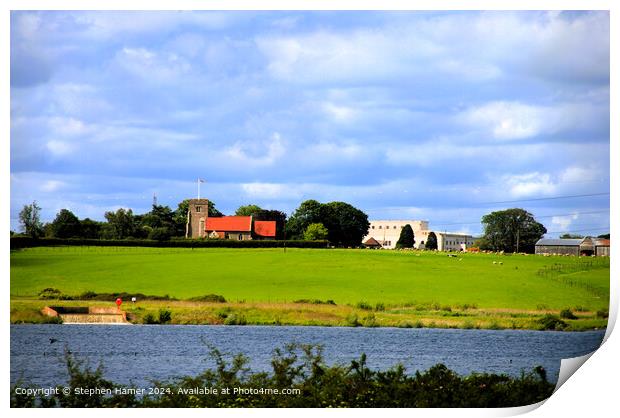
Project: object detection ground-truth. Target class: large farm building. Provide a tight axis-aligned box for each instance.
[362,220,475,251]
[535,237,610,256]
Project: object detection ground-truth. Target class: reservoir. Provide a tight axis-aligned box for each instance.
[11,325,605,388]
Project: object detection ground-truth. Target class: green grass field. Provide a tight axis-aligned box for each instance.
[10,246,610,312]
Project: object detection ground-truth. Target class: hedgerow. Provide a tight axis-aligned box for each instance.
[10,237,329,250]
[10,343,554,408]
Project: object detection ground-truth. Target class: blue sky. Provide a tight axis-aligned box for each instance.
[10,11,610,237]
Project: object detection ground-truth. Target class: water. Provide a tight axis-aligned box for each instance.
[11,325,604,388]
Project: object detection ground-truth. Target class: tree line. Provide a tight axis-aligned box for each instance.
[15,200,606,252]
[15,199,371,246]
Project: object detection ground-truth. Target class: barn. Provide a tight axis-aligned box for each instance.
[535,237,610,256]
[535,238,582,256]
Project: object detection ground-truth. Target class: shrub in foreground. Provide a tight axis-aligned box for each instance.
[11,344,555,408]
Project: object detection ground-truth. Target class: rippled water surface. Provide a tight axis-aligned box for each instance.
[11,325,605,387]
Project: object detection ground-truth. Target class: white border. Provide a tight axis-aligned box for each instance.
[3,1,616,417]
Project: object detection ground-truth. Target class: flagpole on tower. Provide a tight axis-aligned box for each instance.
[197,178,205,199]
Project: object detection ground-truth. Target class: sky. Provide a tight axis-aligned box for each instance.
[10,10,610,237]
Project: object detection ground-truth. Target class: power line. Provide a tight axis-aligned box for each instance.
[429,209,609,228]
[546,226,610,234]
[480,192,610,205]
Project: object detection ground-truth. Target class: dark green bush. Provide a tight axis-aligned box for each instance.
[356,301,373,310]
[158,309,172,324]
[224,314,247,325]
[143,313,158,324]
[559,309,578,320]
[78,291,176,301]
[536,314,568,331]
[147,227,171,242]
[10,237,330,250]
[11,344,555,408]
[188,294,227,303]
[38,288,73,300]
[596,309,609,319]
[293,299,336,305]
[346,313,361,327]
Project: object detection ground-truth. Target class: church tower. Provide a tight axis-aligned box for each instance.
[186,198,209,238]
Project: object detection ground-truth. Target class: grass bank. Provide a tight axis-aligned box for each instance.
[10,298,608,331]
[10,247,609,330]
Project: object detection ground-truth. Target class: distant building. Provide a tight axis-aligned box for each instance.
[362,220,474,251]
[363,237,383,249]
[185,198,276,240]
[206,216,253,240]
[535,237,610,256]
[594,238,610,256]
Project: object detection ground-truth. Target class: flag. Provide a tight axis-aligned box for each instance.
[198,178,206,183]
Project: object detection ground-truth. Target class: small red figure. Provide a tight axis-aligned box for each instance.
[115,297,122,311]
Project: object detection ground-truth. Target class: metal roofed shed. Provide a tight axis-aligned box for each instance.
[535,237,610,256]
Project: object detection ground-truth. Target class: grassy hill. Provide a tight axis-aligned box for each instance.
[10,246,609,312]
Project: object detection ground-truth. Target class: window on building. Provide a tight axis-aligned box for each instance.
[238,234,243,240]
[393,226,397,229]
[371,226,375,229]
[379,226,382,229]
[196,206,202,212]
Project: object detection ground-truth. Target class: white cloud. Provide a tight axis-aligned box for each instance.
[321,102,357,122]
[40,180,65,192]
[74,11,241,39]
[114,47,192,82]
[458,100,607,140]
[48,117,89,136]
[46,140,74,156]
[560,166,601,184]
[551,214,579,231]
[241,182,291,199]
[502,172,557,198]
[305,141,363,160]
[459,102,547,140]
[224,132,285,167]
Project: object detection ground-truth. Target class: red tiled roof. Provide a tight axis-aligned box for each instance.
[254,220,276,237]
[205,216,252,232]
[595,238,610,246]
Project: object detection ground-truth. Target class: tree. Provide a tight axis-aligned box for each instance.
[425,231,438,250]
[560,233,584,239]
[395,224,415,248]
[102,208,135,239]
[286,200,369,246]
[304,223,329,240]
[481,208,546,253]
[319,201,369,247]
[19,201,44,238]
[49,209,81,238]
[80,218,102,239]
[148,227,171,241]
[473,236,493,251]
[285,200,324,239]
[235,204,262,216]
[597,233,610,239]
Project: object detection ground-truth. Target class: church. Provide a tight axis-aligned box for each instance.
[185,199,276,240]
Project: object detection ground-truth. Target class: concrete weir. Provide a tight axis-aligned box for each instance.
[42,306,130,324]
